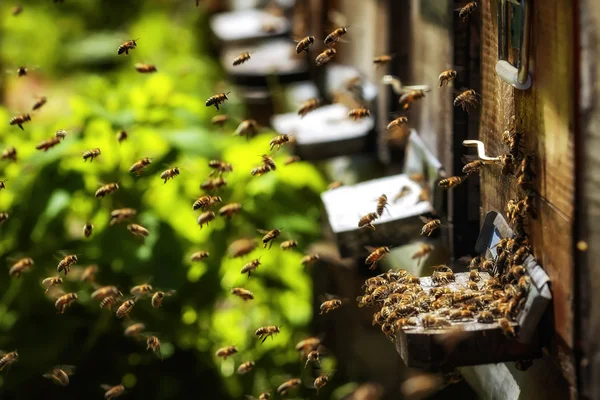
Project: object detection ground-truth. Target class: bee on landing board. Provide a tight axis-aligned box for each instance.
[206,92,231,110]
[365,246,390,270]
[82,148,101,162]
[454,89,479,112]
[9,114,31,130]
[134,63,157,73]
[42,365,76,386]
[438,70,457,87]
[232,52,252,66]
[255,325,281,343]
[315,49,336,66]
[258,228,282,249]
[118,39,138,55]
[295,36,315,54]
[419,216,441,236]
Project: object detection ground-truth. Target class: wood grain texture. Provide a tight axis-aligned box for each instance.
[479,0,576,387]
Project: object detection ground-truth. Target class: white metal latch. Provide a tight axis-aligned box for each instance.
[496,0,532,90]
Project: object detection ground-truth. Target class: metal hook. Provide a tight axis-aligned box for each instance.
[382,75,430,95]
[496,0,532,90]
[462,140,501,163]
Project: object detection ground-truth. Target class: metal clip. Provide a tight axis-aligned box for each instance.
[496,0,532,90]
[463,140,501,164]
[382,75,430,95]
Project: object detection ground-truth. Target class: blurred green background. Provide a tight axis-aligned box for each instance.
[0,1,333,398]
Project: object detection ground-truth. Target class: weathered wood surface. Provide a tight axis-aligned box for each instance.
[479,0,576,387]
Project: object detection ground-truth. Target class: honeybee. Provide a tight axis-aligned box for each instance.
[477,311,494,323]
[197,211,216,228]
[42,365,76,387]
[130,283,153,297]
[55,293,78,314]
[160,167,180,183]
[315,48,337,66]
[260,154,276,171]
[117,38,138,55]
[348,107,371,120]
[99,297,119,311]
[35,136,61,152]
[419,216,441,236]
[236,360,255,375]
[320,299,342,314]
[356,294,374,308]
[314,374,329,394]
[124,323,146,337]
[298,98,322,117]
[116,299,136,319]
[399,90,426,110]
[116,130,128,143]
[1,146,17,161]
[301,254,320,266]
[258,228,282,249]
[231,287,254,301]
[516,155,535,190]
[462,160,485,175]
[0,350,18,371]
[277,378,301,396]
[129,157,152,175]
[258,393,271,400]
[255,325,281,343]
[218,203,242,219]
[228,238,258,258]
[438,175,467,188]
[305,349,321,368]
[82,148,101,162]
[206,92,231,110]
[235,119,258,138]
[91,286,122,301]
[95,183,119,199]
[233,52,252,66]
[498,318,516,338]
[82,222,93,238]
[211,114,229,127]
[422,314,451,329]
[0,212,8,225]
[373,54,394,67]
[241,258,262,277]
[280,240,298,250]
[251,165,271,177]
[295,36,316,53]
[284,155,301,165]
[145,335,162,358]
[10,114,31,130]
[101,384,125,400]
[296,337,321,356]
[438,69,457,87]
[394,317,418,330]
[193,195,221,211]
[454,89,479,112]
[209,160,233,176]
[42,276,63,293]
[151,290,175,308]
[327,181,343,190]
[11,5,23,16]
[216,346,238,359]
[449,309,474,321]
[459,2,478,21]
[365,246,390,270]
[358,212,378,230]
[499,153,515,175]
[127,223,150,238]
[109,208,137,226]
[412,244,434,265]
[387,116,408,130]
[190,251,209,262]
[502,128,523,160]
[325,26,349,46]
[57,255,78,276]
[134,63,157,73]
[32,96,47,111]
[270,134,290,151]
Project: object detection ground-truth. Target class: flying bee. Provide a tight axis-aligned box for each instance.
[365,246,390,270]
[459,2,478,21]
[438,69,457,87]
[233,52,252,66]
[197,211,216,228]
[438,175,467,189]
[211,114,229,127]
[374,194,389,216]
[95,183,119,198]
[251,165,271,178]
[295,36,315,53]
[393,186,412,203]
[9,114,31,130]
[498,318,516,338]
[387,116,408,130]
[134,63,157,73]
[325,26,349,46]
[127,223,150,238]
[235,119,258,139]
[130,283,153,297]
[116,130,128,143]
[118,39,138,55]
[57,255,78,276]
[314,374,329,394]
[99,297,118,311]
[305,349,321,368]
[151,290,175,308]
[101,384,125,400]
[277,378,301,396]
[208,160,233,176]
[301,254,320,266]
[259,154,276,171]
[109,208,137,226]
[231,287,254,301]
[373,54,394,67]
[320,299,342,314]
[228,238,258,258]
[0,212,8,225]
[241,258,262,277]
[219,203,242,219]
[83,222,93,238]
[145,335,162,358]
[419,216,442,236]
[328,181,343,190]
[348,107,371,120]
[462,160,486,174]
[11,5,23,16]
[399,90,426,110]
[0,179,7,191]
[160,167,180,183]
[82,148,101,162]
[1,146,17,161]
[258,228,282,249]
[315,48,337,66]
[42,276,63,293]
[91,286,122,301]
[412,244,434,266]
[55,293,78,314]
[255,325,281,343]
[190,251,209,262]
[215,346,238,359]
[298,98,322,117]
[129,157,152,175]
[358,212,378,230]
[454,89,479,112]
[270,134,290,151]
[42,365,76,387]
[0,350,18,371]
[32,96,47,111]
[422,314,451,329]
[206,92,231,110]
[237,360,255,375]
[116,299,136,319]
[258,393,271,400]
[193,195,222,211]
[124,323,146,337]
[35,136,61,152]
[280,240,298,250]
[295,337,321,356]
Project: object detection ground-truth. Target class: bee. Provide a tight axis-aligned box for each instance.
[208,160,233,176]
[241,258,262,277]
[235,119,258,138]
[151,290,175,308]
[394,317,419,330]
[82,222,93,238]
[412,244,434,265]
[0,350,18,371]
[99,297,119,311]
[146,335,162,357]
[438,175,467,189]
[459,2,478,21]
[127,223,150,238]
[211,114,229,127]
[118,39,138,55]
[399,90,426,110]
[498,318,516,338]
[0,212,8,225]
[462,160,485,175]
[502,129,523,160]
[116,299,136,319]
[124,323,146,337]
[134,63,157,73]
[197,211,216,228]
[32,96,47,111]
[277,378,301,396]
[42,365,76,387]
[82,148,101,162]
[0,179,10,191]
[258,393,271,400]
[109,208,137,226]
[358,212,378,230]
[258,228,282,249]
[206,92,231,110]
[219,203,242,219]
[325,26,349,46]
[314,374,329,393]
[348,107,371,120]
[228,238,258,258]
[91,286,122,301]
[373,54,394,67]
[295,36,316,53]
[259,154,276,171]
[476,311,494,323]
[35,136,61,152]
[130,283,153,297]
[438,69,457,87]
[499,153,515,175]
[516,155,535,190]
[11,5,23,16]
[328,181,343,190]
[160,167,180,183]
[270,134,290,151]
[42,276,63,293]
[296,337,321,355]
[1,146,17,161]
[305,349,321,368]
[101,384,126,400]
[298,98,322,117]
[255,325,281,343]
[116,130,128,143]
[233,52,252,66]
[365,246,390,270]
[387,116,408,130]
[231,287,254,301]
[422,314,451,329]
[215,346,238,359]
[469,269,481,282]
[9,114,31,130]
[57,255,78,276]
[454,89,479,112]
[129,157,152,175]
[508,265,527,281]
[55,293,78,314]
[95,183,119,199]
[280,240,298,250]
[301,254,320,266]
[190,251,209,262]
[320,299,342,314]
[356,294,374,308]
[237,361,255,375]
[315,48,337,66]
[449,309,474,321]
[420,216,441,236]
[193,195,221,211]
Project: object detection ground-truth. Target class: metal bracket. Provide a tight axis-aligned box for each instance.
[462,140,501,163]
[496,0,532,90]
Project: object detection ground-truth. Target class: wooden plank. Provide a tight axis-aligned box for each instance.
[479,0,576,387]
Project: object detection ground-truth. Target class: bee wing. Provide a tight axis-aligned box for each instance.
[164,289,177,297]
[256,229,270,234]
[59,365,76,375]
[0,350,6,357]
[461,154,479,164]
[41,277,56,287]
[418,215,431,223]
[100,384,113,391]
[364,246,378,253]
[42,373,56,380]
